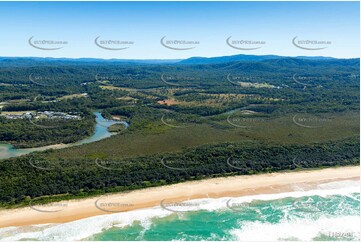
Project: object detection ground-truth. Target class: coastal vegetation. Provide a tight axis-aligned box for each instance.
[0,56,359,207]
[0,137,358,208]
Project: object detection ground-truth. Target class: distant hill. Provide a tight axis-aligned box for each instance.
[0,57,181,67]
[198,57,360,74]
[178,54,336,65]
[0,54,353,68]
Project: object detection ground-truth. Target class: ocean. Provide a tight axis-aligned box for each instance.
[0,180,359,241]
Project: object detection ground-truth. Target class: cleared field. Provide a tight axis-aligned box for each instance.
[157,99,184,106]
[239,81,277,88]
[1,110,35,115]
[116,96,137,101]
[111,115,128,120]
[7,99,30,103]
[156,93,279,108]
[99,85,125,90]
[58,93,88,100]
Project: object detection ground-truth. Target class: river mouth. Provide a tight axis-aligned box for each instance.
[0,112,128,160]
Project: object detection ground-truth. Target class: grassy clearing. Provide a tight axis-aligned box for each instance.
[1,110,35,115]
[58,93,88,100]
[99,85,125,90]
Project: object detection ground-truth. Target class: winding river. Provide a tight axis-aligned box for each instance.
[0,112,128,160]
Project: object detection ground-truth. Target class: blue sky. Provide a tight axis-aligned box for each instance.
[0,1,359,59]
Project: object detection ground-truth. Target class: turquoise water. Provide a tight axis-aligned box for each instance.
[0,180,359,241]
[72,112,128,146]
[91,193,360,241]
[0,112,128,159]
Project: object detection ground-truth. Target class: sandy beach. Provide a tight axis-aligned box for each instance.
[0,166,359,228]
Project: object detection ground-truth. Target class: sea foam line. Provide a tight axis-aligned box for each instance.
[230,215,360,241]
[0,180,359,241]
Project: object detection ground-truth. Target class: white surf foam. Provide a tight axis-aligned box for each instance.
[220,179,359,206]
[0,179,359,241]
[0,208,172,241]
[229,215,360,241]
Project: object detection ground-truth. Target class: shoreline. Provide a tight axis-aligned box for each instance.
[0,166,359,228]
[0,111,127,160]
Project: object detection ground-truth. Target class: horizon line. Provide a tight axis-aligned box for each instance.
[0,54,360,61]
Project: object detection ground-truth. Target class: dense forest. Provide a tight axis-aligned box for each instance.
[0,137,359,207]
[0,55,359,207]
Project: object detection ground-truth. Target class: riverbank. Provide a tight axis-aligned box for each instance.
[0,112,128,159]
[0,166,358,229]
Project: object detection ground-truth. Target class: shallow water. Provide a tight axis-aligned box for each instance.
[0,112,128,159]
